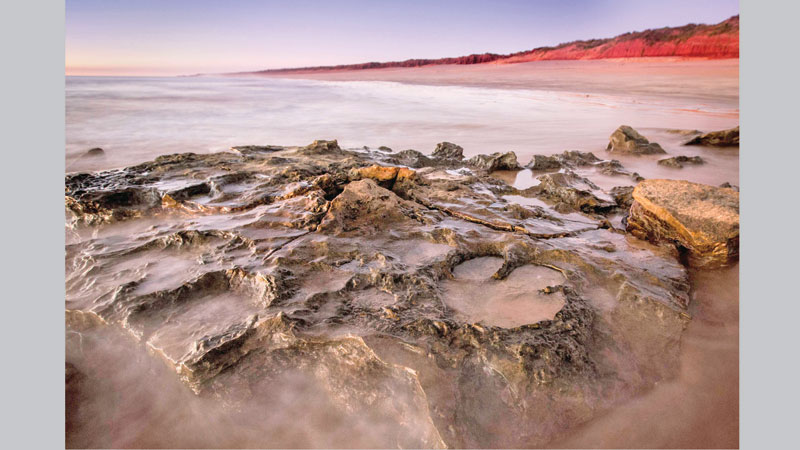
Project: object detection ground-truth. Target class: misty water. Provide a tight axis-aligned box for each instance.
[66,61,739,448]
[66,64,739,187]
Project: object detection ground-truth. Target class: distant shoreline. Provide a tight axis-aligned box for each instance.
[226,15,738,77]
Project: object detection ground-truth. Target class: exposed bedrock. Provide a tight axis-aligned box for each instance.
[531,171,617,213]
[685,126,739,147]
[607,125,666,154]
[66,139,694,447]
[626,179,739,268]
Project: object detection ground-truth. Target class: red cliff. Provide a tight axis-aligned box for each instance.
[245,15,738,75]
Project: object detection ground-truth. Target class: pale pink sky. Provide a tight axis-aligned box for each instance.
[66,0,739,76]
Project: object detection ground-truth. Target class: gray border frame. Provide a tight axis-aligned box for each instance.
[740,1,799,449]
[3,0,65,448]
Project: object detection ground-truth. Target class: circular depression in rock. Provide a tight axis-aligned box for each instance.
[440,256,566,328]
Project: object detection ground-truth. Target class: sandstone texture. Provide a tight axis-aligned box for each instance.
[66,140,694,447]
[627,179,739,268]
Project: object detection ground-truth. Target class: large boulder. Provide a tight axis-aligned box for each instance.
[627,179,739,268]
[685,126,739,147]
[432,142,465,161]
[467,152,521,171]
[607,126,666,154]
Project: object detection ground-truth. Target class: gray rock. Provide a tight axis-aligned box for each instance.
[525,155,562,170]
[392,149,434,168]
[534,171,616,213]
[467,151,521,171]
[432,142,464,160]
[685,126,739,147]
[657,155,704,168]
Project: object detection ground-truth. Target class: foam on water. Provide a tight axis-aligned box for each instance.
[67,61,738,182]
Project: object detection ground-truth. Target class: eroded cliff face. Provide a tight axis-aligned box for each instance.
[66,140,692,448]
[499,16,739,63]
[246,16,738,76]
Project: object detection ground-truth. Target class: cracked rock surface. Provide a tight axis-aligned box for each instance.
[66,140,693,448]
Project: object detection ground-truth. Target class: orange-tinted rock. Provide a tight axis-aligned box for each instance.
[351,165,416,183]
[627,179,739,268]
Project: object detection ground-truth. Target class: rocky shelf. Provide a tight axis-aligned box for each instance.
[65,138,736,448]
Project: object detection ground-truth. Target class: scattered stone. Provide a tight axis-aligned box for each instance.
[378,146,393,152]
[525,155,562,170]
[685,126,739,147]
[607,126,666,154]
[467,151,521,171]
[719,182,739,192]
[657,155,704,168]
[627,179,739,268]
[666,129,702,136]
[85,147,104,156]
[432,142,464,161]
[559,150,602,165]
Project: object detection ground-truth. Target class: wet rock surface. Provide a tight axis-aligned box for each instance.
[531,171,617,213]
[432,141,465,161]
[657,155,705,168]
[627,179,739,269]
[66,140,694,448]
[685,126,739,147]
[607,125,666,155]
[526,150,643,182]
[466,151,521,172]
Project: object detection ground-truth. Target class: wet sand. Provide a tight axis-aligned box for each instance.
[549,265,739,448]
[257,58,739,109]
[67,59,738,181]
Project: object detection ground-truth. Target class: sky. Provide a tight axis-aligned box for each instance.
[65,0,739,76]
